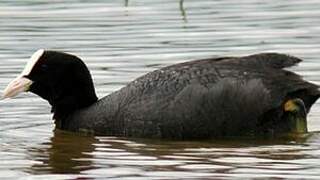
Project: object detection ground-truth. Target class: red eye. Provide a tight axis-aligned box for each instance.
[41,64,49,70]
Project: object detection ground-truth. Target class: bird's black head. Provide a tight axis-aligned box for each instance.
[3,49,98,123]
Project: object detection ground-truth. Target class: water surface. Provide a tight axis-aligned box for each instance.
[0,0,320,179]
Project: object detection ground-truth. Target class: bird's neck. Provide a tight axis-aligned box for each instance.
[51,92,98,124]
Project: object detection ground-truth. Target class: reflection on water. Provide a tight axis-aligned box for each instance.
[28,130,97,174]
[0,0,320,179]
[179,0,188,23]
[25,131,320,179]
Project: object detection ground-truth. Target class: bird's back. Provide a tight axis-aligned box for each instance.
[67,53,320,138]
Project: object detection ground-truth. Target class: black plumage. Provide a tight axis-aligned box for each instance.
[7,51,320,139]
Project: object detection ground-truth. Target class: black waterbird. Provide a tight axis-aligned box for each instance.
[3,50,319,139]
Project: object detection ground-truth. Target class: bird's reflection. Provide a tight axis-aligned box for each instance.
[25,128,316,177]
[27,129,97,174]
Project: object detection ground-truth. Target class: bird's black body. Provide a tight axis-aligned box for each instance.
[0,50,313,139]
[26,52,318,139]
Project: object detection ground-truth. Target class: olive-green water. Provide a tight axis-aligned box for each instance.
[0,0,320,179]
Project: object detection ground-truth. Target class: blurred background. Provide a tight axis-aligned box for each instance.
[0,0,320,179]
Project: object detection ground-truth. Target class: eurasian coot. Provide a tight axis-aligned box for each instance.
[3,50,319,139]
